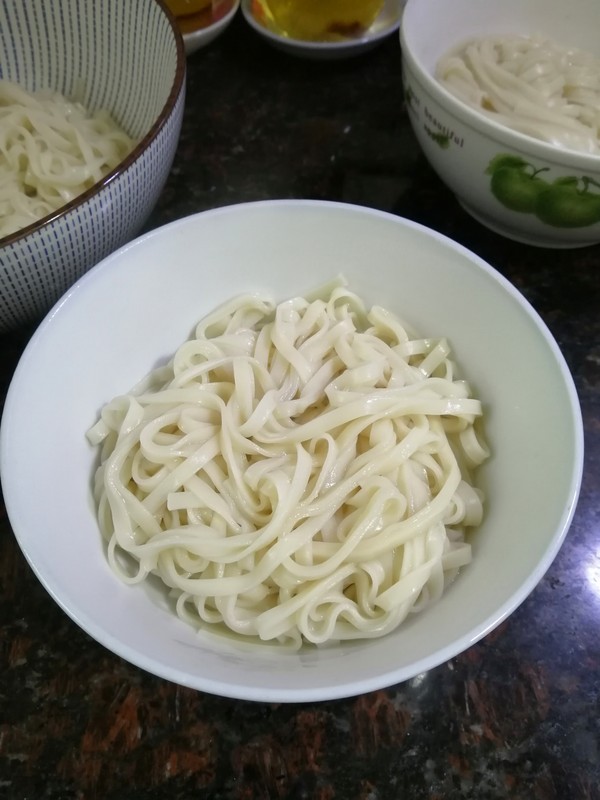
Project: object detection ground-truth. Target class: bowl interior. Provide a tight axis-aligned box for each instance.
[0,201,583,701]
[0,0,181,142]
[402,0,600,74]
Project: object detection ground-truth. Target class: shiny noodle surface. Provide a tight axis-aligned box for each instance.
[0,79,135,238]
[437,35,600,154]
[87,283,489,647]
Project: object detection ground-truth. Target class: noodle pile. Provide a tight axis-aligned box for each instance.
[0,79,135,238]
[87,283,489,648]
[437,35,600,154]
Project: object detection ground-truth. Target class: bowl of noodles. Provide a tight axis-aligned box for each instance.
[401,0,600,248]
[0,0,186,332]
[0,200,583,702]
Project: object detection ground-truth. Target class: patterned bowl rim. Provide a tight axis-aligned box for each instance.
[0,0,186,250]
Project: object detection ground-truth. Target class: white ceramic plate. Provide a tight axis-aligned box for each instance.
[241,0,404,59]
[182,0,240,55]
[0,200,583,702]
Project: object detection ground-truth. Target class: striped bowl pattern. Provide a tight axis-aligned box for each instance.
[0,0,186,332]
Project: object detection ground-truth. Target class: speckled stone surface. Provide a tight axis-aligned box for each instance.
[1,16,599,800]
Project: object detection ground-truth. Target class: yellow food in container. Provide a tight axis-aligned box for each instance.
[252,0,385,41]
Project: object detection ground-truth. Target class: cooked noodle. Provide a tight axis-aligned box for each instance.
[436,35,600,154]
[0,79,135,238]
[87,281,489,648]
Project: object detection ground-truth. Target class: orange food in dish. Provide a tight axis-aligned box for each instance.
[164,0,234,32]
[165,0,212,16]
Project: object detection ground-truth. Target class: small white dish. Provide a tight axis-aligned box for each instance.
[241,0,404,59]
[182,0,240,55]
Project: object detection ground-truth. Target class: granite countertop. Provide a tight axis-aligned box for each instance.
[1,15,599,800]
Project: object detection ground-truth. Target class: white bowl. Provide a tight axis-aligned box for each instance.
[0,0,186,332]
[0,200,583,702]
[182,0,240,55]
[401,0,600,248]
[241,0,404,60]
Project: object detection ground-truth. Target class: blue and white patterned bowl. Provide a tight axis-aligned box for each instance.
[0,0,186,332]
